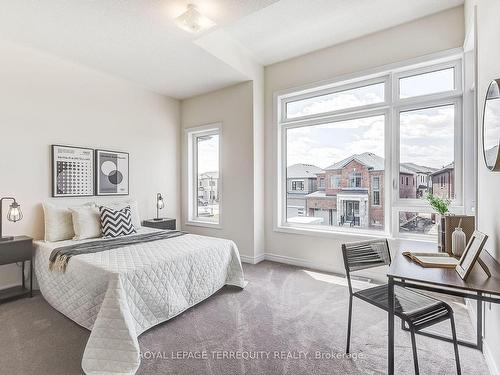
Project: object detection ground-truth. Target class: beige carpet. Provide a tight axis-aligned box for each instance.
[0,261,490,375]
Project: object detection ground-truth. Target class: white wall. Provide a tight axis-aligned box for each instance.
[263,7,465,274]
[0,39,180,288]
[180,81,256,259]
[466,1,500,374]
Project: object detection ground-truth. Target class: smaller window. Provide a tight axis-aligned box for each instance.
[372,176,380,206]
[319,178,325,188]
[405,177,409,186]
[291,180,304,191]
[330,175,341,188]
[349,173,362,188]
[399,68,454,99]
[187,125,221,226]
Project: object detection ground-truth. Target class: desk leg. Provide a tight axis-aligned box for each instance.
[29,259,33,298]
[388,276,395,375]
[21,261,25,290]
[477,293,483,352]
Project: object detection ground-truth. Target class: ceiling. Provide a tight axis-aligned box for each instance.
[0,0,464,99]
[226,0,464,65]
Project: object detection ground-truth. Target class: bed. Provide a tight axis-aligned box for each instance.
[34,227,246,375]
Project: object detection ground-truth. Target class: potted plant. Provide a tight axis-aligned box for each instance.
[426,193,451,251]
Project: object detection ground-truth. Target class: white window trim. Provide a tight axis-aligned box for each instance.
[185,123,222,229]
[274,49,472,241]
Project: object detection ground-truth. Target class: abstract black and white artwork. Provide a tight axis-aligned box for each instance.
[96,149,129,196]
[52,145,94,197]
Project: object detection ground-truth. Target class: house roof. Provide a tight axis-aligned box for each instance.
[287,163,323,179]
[325,152,384,171]
[430,162,454,176]
[199,171,219,179]
[400,162,437,174]
[324,152,438,175]
[305,191,336,199]
[399,164,416,175]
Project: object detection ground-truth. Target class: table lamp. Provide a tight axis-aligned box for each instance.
[155,193,164,221]
[0,197,23,241]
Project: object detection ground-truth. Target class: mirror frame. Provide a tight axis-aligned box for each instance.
[483,79,500,171]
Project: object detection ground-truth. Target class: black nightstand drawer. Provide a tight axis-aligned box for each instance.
[0,237,32,265]
[142,218,176,231]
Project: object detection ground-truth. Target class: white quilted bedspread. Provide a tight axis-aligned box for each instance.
[34,228,246,375]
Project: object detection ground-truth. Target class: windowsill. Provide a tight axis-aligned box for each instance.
[185,220,222,230]
[275,223,438,245]
[275,223,391,240]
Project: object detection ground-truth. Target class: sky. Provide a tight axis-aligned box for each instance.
[287,106,454,170]
[197,134,219,174]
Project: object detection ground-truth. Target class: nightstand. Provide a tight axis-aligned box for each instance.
[0,236,33,303]
[142,218,176,231]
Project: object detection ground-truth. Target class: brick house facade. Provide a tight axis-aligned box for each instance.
[305,153,386,228]
[431,163,455,199]
[286,153,453,230]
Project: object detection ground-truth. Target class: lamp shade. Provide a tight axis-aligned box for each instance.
[7,201,22,222]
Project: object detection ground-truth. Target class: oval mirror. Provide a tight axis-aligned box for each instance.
[483,79,500,171]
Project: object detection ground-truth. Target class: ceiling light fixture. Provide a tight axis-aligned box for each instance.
[175,4,216,34]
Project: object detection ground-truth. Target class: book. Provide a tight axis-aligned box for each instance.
[402,251,459,268]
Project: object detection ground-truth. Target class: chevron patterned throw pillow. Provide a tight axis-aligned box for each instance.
[99,205,136,238]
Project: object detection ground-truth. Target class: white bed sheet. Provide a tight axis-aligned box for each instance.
[34,228,246,375]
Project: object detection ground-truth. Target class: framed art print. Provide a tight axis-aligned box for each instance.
[52,145,94,197]
[96,149,129,196]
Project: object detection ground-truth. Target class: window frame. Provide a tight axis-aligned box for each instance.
[275,51,469,240]
[186,123,222,229]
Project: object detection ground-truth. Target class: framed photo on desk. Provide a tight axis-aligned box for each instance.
[456,230,488,280]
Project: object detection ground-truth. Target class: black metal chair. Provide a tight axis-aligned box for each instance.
[342,239,461,375]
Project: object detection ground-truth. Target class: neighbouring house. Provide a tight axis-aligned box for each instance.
[305,152,385,228]
[431,162,455,200]
[400,162,437,198]
[286,163,323,218]
[303,153,438,229]
[198,171,219,202]
[399,165,417,199]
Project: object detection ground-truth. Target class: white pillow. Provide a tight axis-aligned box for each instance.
[102,200,141,230]
[70,205,102,240]
[42,203,75,242]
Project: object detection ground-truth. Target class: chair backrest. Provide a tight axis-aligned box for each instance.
[342,239,391,294]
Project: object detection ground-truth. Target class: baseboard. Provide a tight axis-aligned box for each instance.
[263,252,337,274]
[239,254,265,264]
[240,252,383,280]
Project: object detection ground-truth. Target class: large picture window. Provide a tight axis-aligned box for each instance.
[187,124,221,226]
[277,56,465,239]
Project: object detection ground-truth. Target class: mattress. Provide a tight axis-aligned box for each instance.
[34,228,246,375]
